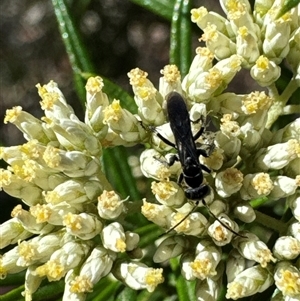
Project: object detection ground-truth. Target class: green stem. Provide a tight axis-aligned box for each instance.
[254,210,288,235]
[266,78,299,128]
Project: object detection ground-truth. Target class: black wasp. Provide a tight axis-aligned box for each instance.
[153,92,239,235]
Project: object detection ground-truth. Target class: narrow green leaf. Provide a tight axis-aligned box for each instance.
[169,0,192,76]
[52,0,140,202]
[129,0,175,20]
[52,0,135,110]
[88,280,121,301]
[276,0,300,18]
[115,286,137,301]
[176,275,196,301]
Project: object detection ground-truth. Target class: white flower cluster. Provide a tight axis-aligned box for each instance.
[0,79,163,301]
[1,0,299,300]
[135,0,300,299]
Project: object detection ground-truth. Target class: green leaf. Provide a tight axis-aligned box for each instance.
[276,0,300,18]
[102,146,141,201]
[129,0,175,20]
[176,275,196,301]
[52,0,135,112]
[87,278,121,301]
[115,286,137,301]
[170,0,192,76]
[52,0,140,202]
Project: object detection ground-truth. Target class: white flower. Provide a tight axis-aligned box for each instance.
[151,181,185,207]
[181,240,222,280]
[128,68,165,125]
[226,265,274,300]
[208,214,239,246]
[215,167,243,197]
[101,222,127,253]
[97,190,126,219]
[273,236,300,260]
[250,56,281,86]
[274,261,300,298]
[153,236,186,263]
[232,233,276,267]
[226,249,247,283]
[63,213,103,240]
[116,262,164,292]
[84,76,109,139]
[0,218,31,249]
[103,99,147,144]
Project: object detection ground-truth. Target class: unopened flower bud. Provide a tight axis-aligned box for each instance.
[226,265,274,299]
[101,222,127,253]
[115,262,164,292]
[273,236,300,260]
[232,233,276,267]
[234,202,256,223]
[153,236,187,263]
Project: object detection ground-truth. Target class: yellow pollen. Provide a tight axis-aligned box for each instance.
[213,224,227,241]
[11,159,37,182]
[128,68,148,86]
[156,166,171,181]
[103,99,121,123]
[145,268,164,288]
[70,275,93,293]
[226,0,247,20]
[172,213,190,232]
[201,24,218,42]
[43,145,61,168]
[30,204,52,223]
[136,86,156,101]
[256,56,269,70]
[196,47,214,60]
[63,212,82,231]
[35,260,65,281]
[141,200,159,219]
[0,169,12,187]
[255,249,276,268]
[11,204,23,218]
[18,241,36,263]
[85,76,104,94]
[19,140,40,159]
[44,190,61,205]
[160,65,181,83]
[226,282,244,299]
[251,173,274,195]
[276,269,300,296]
[191,7,208,23]
[242,91,273,114]
[287,139,300,157]
[151,181,177,200]
[238,26,248,38]
[4,106,22,124]
[116,238,126,252]
[190,258,215,279]
[98,190,119,209]
[206,69,222,88]
[36,82,60,111]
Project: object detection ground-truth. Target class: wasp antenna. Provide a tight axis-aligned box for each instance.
[201,200,246,238]
[159,204,198,237]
